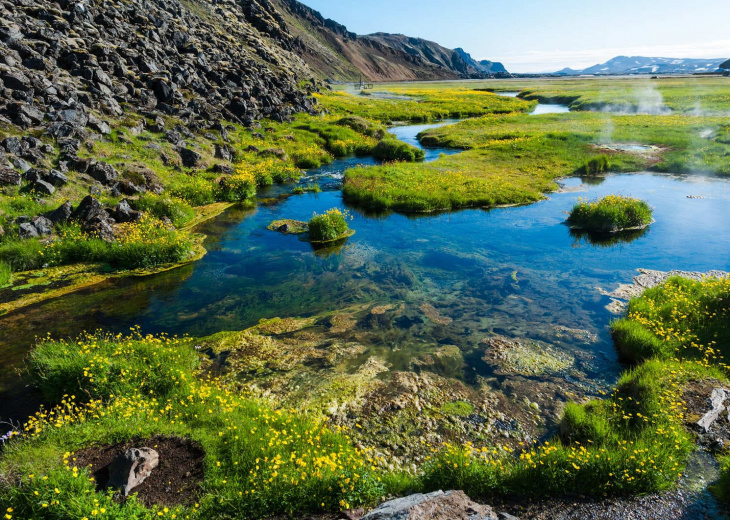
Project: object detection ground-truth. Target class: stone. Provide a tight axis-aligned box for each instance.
[498,513,520,520]
[1,70,30,91]
[23,168,45,183]
[361,491,498,520]
[18,222,39,239]
[31,216,53,236]
[113,200,143,223]
[178,147,202,168]
[215,144,233,161]
[88,161,119,185]
[11,157,32,173]
[0,168,22,186]
[33,179,56,196]
[106,447,159,496]
[697,388,728,433]
[46,170,69,187]
[2,137,23,155]
[212,163,234,174]
[71,195,105,223]
[45,201,74,224]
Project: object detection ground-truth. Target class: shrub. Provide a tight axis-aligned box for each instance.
[44,218,194,270]
[308,208,352,242]
[583,155,611,174]
[0,238,44,271]
[567,195,653,233]
[169,175,217,206]
[132,193,195,227]
[372,139,425,162]
[217,169,257,202]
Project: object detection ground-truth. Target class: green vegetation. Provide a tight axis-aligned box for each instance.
[308,208,354,242]
[567,195,653,233]
[292,183,321,195]
[131,194,196,227]
[0,238,44,272]
[319,88,534,123]
[0,260,11,286]
[583,155,611,175]
[372,139,425,162]
[0,331,394,519]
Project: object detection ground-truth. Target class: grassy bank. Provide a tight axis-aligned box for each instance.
[0,331,402,519]
[567,195,653,233]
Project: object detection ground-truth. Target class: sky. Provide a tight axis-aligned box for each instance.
[297,0,730,73]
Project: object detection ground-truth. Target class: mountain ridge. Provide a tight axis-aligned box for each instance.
[556,55,728,76]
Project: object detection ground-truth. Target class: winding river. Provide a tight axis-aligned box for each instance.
[1,119,730,433]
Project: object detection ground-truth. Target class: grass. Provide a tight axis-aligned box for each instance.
[567,195,653,233]
[43,217,194,270]
[320,88,534,123]
[308,208,353,242]
[0,331,398,519]
[0,260,11,286]
[371,139,425,162]
[131,194,196,228]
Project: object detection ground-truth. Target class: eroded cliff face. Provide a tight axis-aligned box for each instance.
[273,0,508,82]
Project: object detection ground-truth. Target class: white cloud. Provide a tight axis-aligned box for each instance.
[487,40,730,73]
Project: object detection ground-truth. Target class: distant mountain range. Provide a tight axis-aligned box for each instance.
[556,56,728,76]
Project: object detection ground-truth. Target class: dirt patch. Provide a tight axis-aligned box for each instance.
[74,435,205,508]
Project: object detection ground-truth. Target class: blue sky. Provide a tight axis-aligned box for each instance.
[297,0,730,72]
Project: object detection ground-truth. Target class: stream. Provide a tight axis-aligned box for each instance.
[1,116,730,514]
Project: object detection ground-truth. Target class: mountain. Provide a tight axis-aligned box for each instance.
[721,59,730,70]
[556,56,727,75]
[272,0,508,81]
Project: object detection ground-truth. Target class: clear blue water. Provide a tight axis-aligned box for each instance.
[2,121,730,422]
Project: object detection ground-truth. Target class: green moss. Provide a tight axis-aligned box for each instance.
[440,401,474,417]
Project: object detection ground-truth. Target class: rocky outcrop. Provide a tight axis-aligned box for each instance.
[0,0,320,142]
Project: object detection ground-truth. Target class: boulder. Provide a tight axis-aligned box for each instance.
[71,195,105,222]
[0,168,21,186]
[18,222,39,239]
[31,216,53,236]
[32,179,56,196]
[113,200,143,223]
[698,388,728,433]
[258,147,288,161]
[361,491,500,520]
[88,161,119,185]
[106,447,159,497]
[2,136,24,155]
[178,147,202,168]
[45,201,74,224]
[46,170,69,187]
[215,144,233,161]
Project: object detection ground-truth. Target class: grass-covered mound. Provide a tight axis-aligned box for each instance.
[372,139,425,162]
[0,331,396,519]
[567,195,653,233]
[308,208,354,243]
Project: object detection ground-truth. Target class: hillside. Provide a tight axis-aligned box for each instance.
[273,0,508,81]
[557,56,727,75]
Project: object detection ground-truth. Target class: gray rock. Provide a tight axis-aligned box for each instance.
[178,147,202,168]
[698,388,728,433]
[215,144,233,161]
[45,201,74,224]
[88,161,119,185]
[113,200,143,223]
[18,222,39,239]
[11,157,31,173]
[33,180,56,196]
[46,170,69,187]
[2,137,23,155]
[0,168,21,186]
[106,447,159,496]
[361,491,498,520]
[31,216,54,236]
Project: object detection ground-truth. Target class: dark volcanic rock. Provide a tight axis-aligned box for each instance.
[0,168,21,186]
[18,222,39,239]
[88,161,119,185]
[32,179,56,196]
[113,200,142,223]
[30,216,53,236]
[178,148,202,168]
[45,201,73,224]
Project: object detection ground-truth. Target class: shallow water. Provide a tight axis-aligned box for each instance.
[531,103,571,115]
[2,123,730,424]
